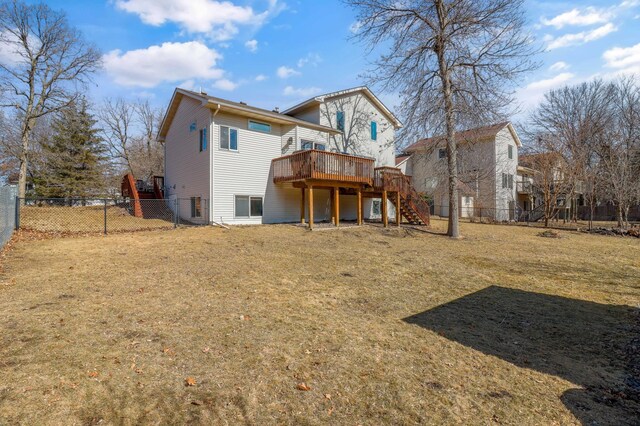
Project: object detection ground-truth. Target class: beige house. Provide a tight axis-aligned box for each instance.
[399,122,522,221]
[157,87,430,228]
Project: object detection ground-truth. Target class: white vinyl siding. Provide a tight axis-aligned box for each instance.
[164,95,210,224]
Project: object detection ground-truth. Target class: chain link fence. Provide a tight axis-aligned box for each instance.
[1,186,17,249]
[16,198,209,234]
[430,205,521,222]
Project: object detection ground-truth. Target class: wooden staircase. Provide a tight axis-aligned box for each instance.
[375,167,431,226]
[120,174,165,218]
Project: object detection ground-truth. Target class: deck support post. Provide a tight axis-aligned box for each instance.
[334,187,340,227]
[396,191,401,227]
[300,188,305,224]
[357,187,363,226]
[308,185,314,230]
[382,190,388,228]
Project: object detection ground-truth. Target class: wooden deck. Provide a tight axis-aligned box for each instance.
[272,150,375,185]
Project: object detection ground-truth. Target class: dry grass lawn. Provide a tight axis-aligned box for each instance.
[19,205,174,233]
[0,220,639,425]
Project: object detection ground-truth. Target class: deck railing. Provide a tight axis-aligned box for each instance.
[375,166,431,225]
[272,150,375,184]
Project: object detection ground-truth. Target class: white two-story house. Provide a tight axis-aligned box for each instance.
[399,122,521,221]
[157,87,416,228]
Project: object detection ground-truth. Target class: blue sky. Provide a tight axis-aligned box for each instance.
[30,0,640,116]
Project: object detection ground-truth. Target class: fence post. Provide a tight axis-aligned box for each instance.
[103,199,108,235]
[174,198,179,228]
[14,196,20,230]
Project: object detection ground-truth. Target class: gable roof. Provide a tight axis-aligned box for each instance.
[404,122,521,153]
[395,154,411,166]
[281,86,403,129]
[158,88,340,140]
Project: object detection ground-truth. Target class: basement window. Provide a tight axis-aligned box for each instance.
[372,200,381,215]
[191,197,202,218]
[235,195,263,218]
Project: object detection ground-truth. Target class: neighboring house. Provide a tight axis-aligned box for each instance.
[157,87,427,227]
[399,122,522,221]
[518,152,583,222]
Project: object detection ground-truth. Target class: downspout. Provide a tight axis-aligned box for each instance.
[210,104,220,225]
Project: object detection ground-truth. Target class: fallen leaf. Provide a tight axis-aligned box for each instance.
[202,347,210,353]
[88,371,99,378]
[324,393,331,400]
[296,382,311,391]
[185,377,197,387]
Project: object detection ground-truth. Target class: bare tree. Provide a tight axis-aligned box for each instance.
[99,97,136,175]
[345,0,538,237]
[0,0,101,200]
[99,98,164,182]
[597,77,640,228]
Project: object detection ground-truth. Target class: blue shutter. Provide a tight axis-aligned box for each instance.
[202,128,207,151]
[371,121,377,141]
[337,111,345,131]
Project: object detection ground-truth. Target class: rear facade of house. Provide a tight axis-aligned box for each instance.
[159,87,406,226]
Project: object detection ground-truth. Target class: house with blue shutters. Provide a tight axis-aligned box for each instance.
[157,86,430,228]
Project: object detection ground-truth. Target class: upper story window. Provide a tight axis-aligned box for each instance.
[220,126,238,151]
[337,111,345,131]
[199,128,207,152]
[438,148,446,159]
[301,140,326,151]
[502,173,514,189]
[370,121,377,141]
[508,145,514,159]
[248,120,271,133]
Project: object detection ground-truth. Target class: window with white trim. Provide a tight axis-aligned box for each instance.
[235,195,263,218]
[372,200,381,215]
[220,126,238,151]
[508,144,513,159]
[248,120,271,133]
[301,140,326,151]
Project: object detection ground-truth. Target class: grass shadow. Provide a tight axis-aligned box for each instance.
[403,286,640,425]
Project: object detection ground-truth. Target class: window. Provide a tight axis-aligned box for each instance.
[190,197,202,218]
[502,173,508,189]
[370,121,377,141]
[301,140,325,150]
[438,148,446,159]
[508,174,514,189]
[372,200,381,215]
[508,145,513,159]
[220,126,238,151]
[248,120,271,133]
[199,128,207,152]
[337,111,345,131]
[235,195,263,218]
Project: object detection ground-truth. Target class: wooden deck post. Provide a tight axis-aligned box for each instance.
[334,187,340,227]
[382,190,388,228]
[396,191,401,226]
[300,188,305,224]
[308,185,314,230]
[357,187,363,226]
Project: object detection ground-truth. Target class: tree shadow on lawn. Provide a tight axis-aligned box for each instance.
[403,286,640,425]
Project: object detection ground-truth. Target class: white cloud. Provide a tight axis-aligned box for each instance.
[541,7,612,29]
[245,39,258,53]
[545,23,617,50]
[549,61,570,71]
[349,20,362,34]
[104,41,224,87]
[297,53,322,68]
[277,66,301,79]
[212,78,238,91]
[603,42,640,75]
[115,0,284,41]
[283,86,321,97]
[255,74,267,82]
[516,73,575,109]
[0,31,35,66]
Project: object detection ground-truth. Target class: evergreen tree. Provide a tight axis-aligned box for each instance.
[33,98,106,198]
